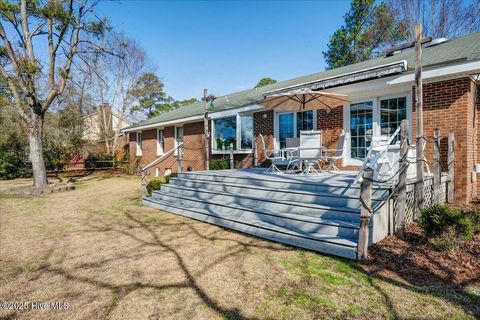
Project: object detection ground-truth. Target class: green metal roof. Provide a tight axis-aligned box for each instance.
[126,32,480,130]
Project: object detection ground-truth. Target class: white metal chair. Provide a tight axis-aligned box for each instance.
[355,126,401,184]
[285,137,300,172]
[259,134,285,174]
[323,130,346,172]
[299,130,323,175]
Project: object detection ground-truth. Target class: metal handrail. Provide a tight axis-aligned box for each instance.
[141,142,184,172]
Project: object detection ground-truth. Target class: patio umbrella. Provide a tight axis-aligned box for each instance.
[260,88,350,111]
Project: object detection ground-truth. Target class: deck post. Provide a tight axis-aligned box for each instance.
[229,143,234,169]
[252,143,258,167]
[141,168,147,197]
[396,120,409,237]
[447,131,455,203]
[203,89,210,171]
[414,23,424,219]
[178,145,183,173]
[358,168,373,260]
[433,128,441,204]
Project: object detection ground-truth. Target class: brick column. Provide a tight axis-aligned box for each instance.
[412,77,478,203]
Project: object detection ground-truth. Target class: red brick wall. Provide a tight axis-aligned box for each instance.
[317,105,344,150]
[253,110,275,167]
[128,121,207,177]
[412,77,478,203]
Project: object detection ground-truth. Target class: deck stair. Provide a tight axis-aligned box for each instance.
[143,169,392,259]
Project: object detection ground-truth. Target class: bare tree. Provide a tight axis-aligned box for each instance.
[0,0,111,188]
[389,0,480,40]
[88,34,151,155]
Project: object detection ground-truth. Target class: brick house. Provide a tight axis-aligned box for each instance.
[123,33,480,204]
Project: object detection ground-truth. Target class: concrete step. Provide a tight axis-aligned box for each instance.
[175,172,390,198]
[143,196,359,259]
[150,189,360,239]
[168,178,385,208]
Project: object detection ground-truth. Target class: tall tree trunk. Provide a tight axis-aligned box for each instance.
[29,113,48,188]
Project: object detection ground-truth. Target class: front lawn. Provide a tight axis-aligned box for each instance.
[0,175,478,319]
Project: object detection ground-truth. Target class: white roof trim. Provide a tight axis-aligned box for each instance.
[121,114,204,132]
[210,104,264,119]
[387,60,480,86]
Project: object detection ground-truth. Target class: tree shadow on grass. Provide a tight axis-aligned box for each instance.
[10,204,291,320]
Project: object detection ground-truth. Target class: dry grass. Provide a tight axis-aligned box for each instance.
[0,174,478,319]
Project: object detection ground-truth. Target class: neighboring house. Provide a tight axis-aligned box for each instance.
[123,33,480,204]
[82,103,132,157]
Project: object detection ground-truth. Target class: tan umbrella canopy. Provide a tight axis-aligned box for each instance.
[261,88,351,111]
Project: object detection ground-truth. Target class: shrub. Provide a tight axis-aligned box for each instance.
[419,204,478,251]
[146,176,167,196]
[0,129,27,180]
[209,157,229,170]
[164,172,177,184]
[0,152,26,179]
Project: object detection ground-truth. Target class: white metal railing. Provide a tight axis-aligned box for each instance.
[141,142,183,172]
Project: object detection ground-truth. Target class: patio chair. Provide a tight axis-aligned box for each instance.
[299,130,324,175]
[259,134,285,174]
[323,130,346,172]
[354,135,394,184]
[285,137,300,172]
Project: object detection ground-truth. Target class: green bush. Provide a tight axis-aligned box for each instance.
[419,204,479,251]
[209,157,229,170]
[164,172,177,184]
[146,176,167,196]
[0,133,27,179]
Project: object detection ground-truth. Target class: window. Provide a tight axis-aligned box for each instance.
[136,131,142,156]
[212,114,254,152]
[157,129,164,156]
[174,126,183,155]
[296,110,314,137]
[278,113,294,149]
[380,97,407,142]
[240,115,253,149]
[277,110,314,149]
[213,116,237,150]
[350,101,373,159]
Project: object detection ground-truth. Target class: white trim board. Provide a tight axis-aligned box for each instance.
[387,60,480,86]
[122,114,204,133]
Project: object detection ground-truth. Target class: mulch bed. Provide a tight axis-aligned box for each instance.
[359,223,480,290]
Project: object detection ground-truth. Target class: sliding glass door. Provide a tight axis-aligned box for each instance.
[349,101,373,159]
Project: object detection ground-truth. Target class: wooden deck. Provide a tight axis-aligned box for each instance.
[143,168,393,259]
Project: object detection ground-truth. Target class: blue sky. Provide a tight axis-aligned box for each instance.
[98,0,351,100]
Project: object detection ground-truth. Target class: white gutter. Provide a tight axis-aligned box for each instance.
[387,60,480,86]
[123,104,267,132]
[209,104,264,119]
[121,114,204,133]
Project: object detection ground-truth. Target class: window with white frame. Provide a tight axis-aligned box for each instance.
[174,126,183,155]
[136,131,142,156]
[157,129,164,156]
[276,110,315,149]
[212,114,253,152]
[379,97,407,142]
[240,115,253,149]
